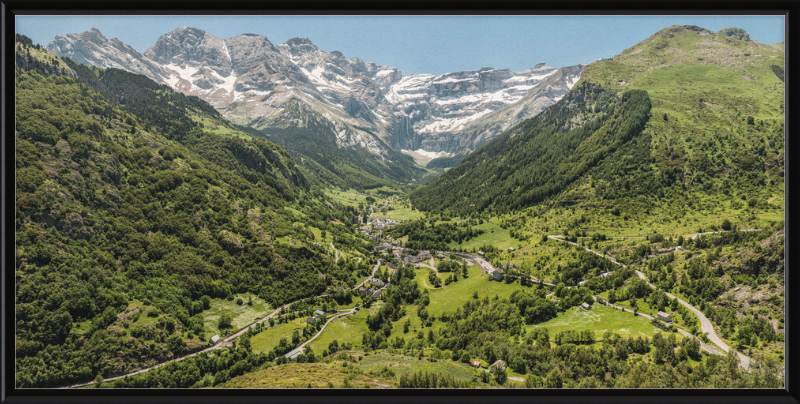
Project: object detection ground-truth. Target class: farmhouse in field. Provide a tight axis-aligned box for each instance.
[211,335,221,344]
[581,302,592,310]
[490,360,507,373]
[657,311,672,323]
[491,268,505,281]
[470,360,481,368]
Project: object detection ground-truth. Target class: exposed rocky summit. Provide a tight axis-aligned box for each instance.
[48,27,170,82]
[47,26,584,158]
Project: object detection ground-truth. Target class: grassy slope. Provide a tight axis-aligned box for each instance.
[220,361,396,388]
[201,294,270,336]
[250,317,308,354]
[413,264,530,317]
[306,304,381,352]
[355,352,477,381]
[527,305,660,338]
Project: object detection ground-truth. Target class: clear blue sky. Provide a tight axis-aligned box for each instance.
[16,15,784,75]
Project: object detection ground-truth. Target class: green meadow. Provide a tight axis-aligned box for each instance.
[201,294,271,336]
[413,263,532,317]
[447,219,519,251]
[527,305,661,338]
[250,317,308,354]
[307,303,383,353]
[355,352,478,382]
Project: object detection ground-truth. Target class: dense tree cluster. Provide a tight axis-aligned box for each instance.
[411,86,652,215]
[387,221,484,251]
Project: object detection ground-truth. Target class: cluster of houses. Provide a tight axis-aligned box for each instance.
[371,216,398,229]
[469,359,507,374]
[306,309,327,324]
[360,227,381,242]
[357,286,378,296]
[404,250,432,265]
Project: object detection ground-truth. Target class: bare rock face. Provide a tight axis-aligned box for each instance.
[47,27,170,82]
[47,26,584,157]
[144,27,233,77]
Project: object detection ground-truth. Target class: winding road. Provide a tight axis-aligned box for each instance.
[547,234,751,369]
[67,259,386,388]
[67,228,758,388]
[284,308,357,359]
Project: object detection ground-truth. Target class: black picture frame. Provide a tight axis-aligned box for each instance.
[2,1,798,404]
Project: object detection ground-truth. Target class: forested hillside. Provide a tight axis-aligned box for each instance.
[410,25,784,224]
[250,97,429,190]
[411,84,651,214]
[14,36,370,387]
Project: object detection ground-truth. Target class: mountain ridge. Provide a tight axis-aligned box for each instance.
[411,25,784,219]
[46,26,583,169]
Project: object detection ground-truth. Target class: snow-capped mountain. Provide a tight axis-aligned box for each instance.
[46,26,584,165]
[46,27,171,83]
[384,63,583,153]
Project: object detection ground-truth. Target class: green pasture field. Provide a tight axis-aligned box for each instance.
[201,293,271,336]
[527,305,662,338]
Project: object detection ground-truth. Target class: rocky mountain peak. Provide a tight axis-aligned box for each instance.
[285,37,315,46]
[283,37,320,56]
[46,27,171,83]
[87,27,106,39]
[145,27,230,70]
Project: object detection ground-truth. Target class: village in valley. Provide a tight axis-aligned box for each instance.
[14,18,785,389]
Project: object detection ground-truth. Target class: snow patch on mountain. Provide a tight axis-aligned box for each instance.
[401,149,450,159]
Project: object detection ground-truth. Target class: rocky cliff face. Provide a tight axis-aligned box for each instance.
[48,28,170,82]
[47,26,584,159]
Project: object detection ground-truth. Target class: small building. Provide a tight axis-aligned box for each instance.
[375,243,391,252]
[285,347,305,360]
[315,309,325,317]
[419,250,431,259]
[407,255,424,263]
[211,335,221,344]
[657,311,672,323]
[490,360,507,373]
[477,251,485,257]
[508,247,515,252]
[492,268,505,281]
[337,286,347,293]
[470,360,481,368]
[358,287,367,295]
[370,278,386,288]
[306,317,317,323]
[581,302,591,310]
